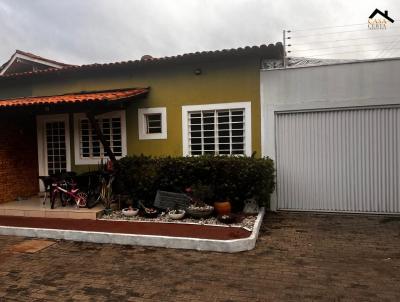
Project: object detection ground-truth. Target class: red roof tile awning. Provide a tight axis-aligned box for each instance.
[0,88,149,108]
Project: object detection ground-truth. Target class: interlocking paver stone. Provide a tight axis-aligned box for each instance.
[0,212,399,301]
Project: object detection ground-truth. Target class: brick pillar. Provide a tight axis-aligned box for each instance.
[0,114,38,203]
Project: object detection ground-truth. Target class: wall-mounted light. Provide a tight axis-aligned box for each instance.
[194,68,202,75]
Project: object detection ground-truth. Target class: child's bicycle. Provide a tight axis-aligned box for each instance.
[50,176,87,209]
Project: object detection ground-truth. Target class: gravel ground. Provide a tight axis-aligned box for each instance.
[100,210,258,231]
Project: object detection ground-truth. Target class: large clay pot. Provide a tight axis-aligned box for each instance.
[214,200,231,215]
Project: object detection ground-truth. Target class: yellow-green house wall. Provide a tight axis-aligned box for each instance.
[12,57,263,173]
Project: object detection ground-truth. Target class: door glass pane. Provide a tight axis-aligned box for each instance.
[45,121,67,175]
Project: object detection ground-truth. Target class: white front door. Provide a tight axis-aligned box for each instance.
[37,114,71,190]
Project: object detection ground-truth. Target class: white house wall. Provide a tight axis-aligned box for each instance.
[261,59,400,211]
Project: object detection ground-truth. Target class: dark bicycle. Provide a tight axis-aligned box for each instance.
[77,170,114,209]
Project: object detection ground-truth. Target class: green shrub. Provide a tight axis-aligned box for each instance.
[115,155,275,210]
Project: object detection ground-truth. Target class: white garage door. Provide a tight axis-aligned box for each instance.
[276,107,400,213]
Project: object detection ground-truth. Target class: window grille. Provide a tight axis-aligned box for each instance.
[79,116,122,159]
[188,109,245,155]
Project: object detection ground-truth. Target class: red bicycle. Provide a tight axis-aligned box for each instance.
[50,178,87,209]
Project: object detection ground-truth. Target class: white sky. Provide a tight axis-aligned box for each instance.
[0,0,399,65]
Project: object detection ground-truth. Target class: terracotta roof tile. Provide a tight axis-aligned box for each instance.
[0,43,283,80]
[0,88,148,108]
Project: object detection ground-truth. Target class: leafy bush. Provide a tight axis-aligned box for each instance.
[115,155,275,211]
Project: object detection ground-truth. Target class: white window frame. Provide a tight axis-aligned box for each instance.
[73,110,127,165]
[138,107,167,140]
[181,101,252,156]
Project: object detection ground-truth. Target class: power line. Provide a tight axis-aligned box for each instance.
[283,23,400,61]
[288,41,397,52]
[289,27,400,39]
[377,37,400,58]
[289,22,366,33]
[288,47,400,57]
[375,36,399,58]
[290,34,400,46]
[289,20,400,33]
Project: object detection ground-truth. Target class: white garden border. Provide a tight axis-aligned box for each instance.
[0,208,264,253]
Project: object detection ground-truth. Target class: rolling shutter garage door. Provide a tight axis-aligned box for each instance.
[276,107,400,213]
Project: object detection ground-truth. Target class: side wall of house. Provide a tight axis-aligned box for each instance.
[0,113,38,203]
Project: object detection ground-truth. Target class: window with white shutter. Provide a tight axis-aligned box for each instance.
[145,113,162,134]
[138,107,167,140]
[73,111,127,164]
[182,102,251,156]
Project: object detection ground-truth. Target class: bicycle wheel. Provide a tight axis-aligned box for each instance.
[76,192,88,208]
[60,192,72,206]
[86,193,101,209]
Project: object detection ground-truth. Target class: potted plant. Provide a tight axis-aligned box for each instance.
[122,206,139,217]
[138,201,158,218]
[102,176,114,215]
[96,159,116,215]
[214,198,232,215]
[167,208,186,220]
[185,182,214,218]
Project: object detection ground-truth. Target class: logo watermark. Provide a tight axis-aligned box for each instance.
[368,9,394,30]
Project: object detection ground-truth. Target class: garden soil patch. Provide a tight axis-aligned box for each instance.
[0,216,251,240]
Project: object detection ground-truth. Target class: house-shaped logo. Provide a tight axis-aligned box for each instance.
[368,9,394,30]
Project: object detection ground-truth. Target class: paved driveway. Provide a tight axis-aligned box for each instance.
[0,212,399,301]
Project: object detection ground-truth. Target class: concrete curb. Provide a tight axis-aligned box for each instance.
[0,208,265,253]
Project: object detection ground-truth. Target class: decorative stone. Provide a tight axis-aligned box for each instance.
[243,199,260,214]
[153,190,191,210]
[100,210,258,231]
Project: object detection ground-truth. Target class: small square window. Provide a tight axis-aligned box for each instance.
[146,113,162,134]
[138,107,167,140]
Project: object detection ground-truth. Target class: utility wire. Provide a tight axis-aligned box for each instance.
[289,20,400,32]
[289,27,400,39]
[288,41,396,52]
[289,23,366,32]
[286,23,400,59]
[289,47,400,57]
[290,34,400,46]
[377,37,400,58]
[375,36,399,58]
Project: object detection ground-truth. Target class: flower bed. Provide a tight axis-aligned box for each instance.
[0,215,252,240]
[100,210,258,231]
